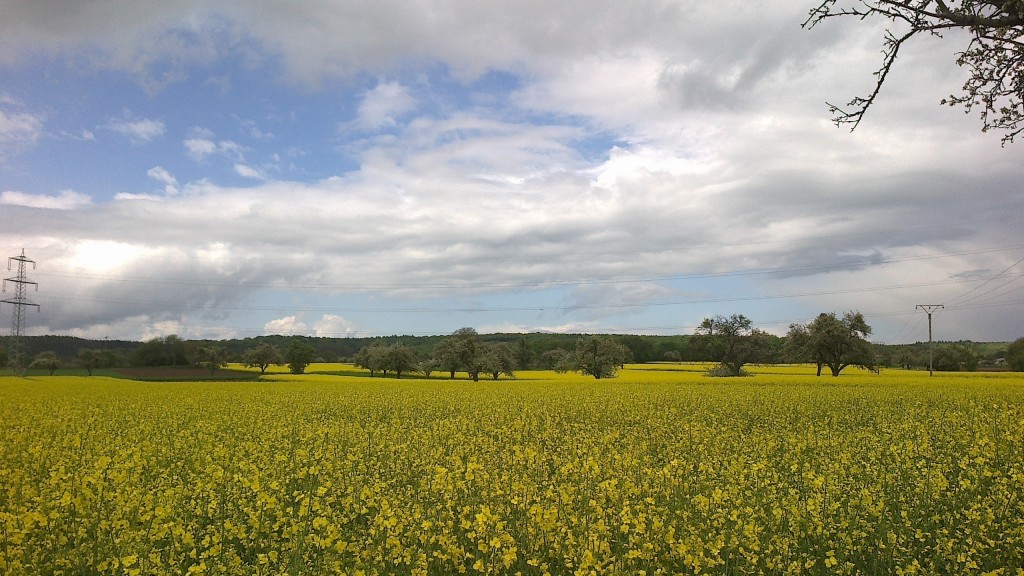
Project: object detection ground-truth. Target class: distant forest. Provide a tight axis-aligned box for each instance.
[4,332,1013,372]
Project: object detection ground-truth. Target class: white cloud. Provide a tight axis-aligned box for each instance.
[2,1,1023,343]
[106,116,165,143]
[147,165,179,195]
[114,192,165,201]
[352,80,417,131]
[264,316,309,336]
[314,314,356,337]
[184,137,218,161]
[1,189,91,209]
[141,320,186,341]
[0,107,43,157]
[233,163,264,179]
[512,54,668,137]
[185,134,245,163]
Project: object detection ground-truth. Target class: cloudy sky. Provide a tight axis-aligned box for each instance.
[1,1,1022,344]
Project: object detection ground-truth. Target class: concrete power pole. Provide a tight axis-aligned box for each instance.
[916,304,944,377]
[2,250,40,376]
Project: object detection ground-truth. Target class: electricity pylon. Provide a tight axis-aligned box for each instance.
[2,250,39,376]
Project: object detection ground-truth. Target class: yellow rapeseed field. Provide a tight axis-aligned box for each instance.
[1,366,1023,575]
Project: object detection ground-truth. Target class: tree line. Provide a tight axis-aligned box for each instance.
[5,311,1023,377]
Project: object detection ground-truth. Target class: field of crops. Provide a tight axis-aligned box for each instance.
[2,366,1023,575]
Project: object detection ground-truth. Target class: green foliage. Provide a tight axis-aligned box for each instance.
[618,335,655,363]
[11,334,1015,375]
[131,335,190,367]
[453,328,482,381]
[352,343,388,377]
[786,311,874,376]
[932,344,980,372]
[30,351,62,376]
[352,342,418,378]
[513,338,533,370]
[539,349,569,370]
[77,349,103,376]
[707,364,750,378]
[694,314,773,377]
[431,337,463,379]
[430,328,484,380]
[284,339,316,374]
[1008,337,1024,371]
[196,345,228,375]
[556,335,631,379]
[242,343,283,374]
[383,343,416,378]
[418,359,437,378]
[477,342,516,381]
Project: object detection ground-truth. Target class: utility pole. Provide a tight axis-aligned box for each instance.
[916,304,943,377]
[2,249,40,376]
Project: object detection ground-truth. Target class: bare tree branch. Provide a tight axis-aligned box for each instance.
[805,0,1024,143]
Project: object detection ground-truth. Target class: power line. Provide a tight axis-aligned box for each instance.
[946,253,1024,307]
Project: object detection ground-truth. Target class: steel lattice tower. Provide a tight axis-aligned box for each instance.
[2,249,39,376]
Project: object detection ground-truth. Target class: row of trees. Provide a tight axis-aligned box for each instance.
[24,348,124,376]
[692,311,876,377]
[385,313,873,380]
[7,328,1015,374]
[354,328,520,381]
[350,328,633,380]
[10,313,1024,377]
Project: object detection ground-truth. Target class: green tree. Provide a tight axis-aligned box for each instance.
[99,349,125,369]
[694,314,772,376]
[431,328,481,379]
[514,337,533,370]
[619,335,655,363]
[163,334,189,366]
[383,343,416,378]
[805,0,1024,143]
[131,335,190,367]
[556,336,630,379]
[432,337,463,379]
[786,311,874,377]
[1006,337,1024,371]
[932,343,980,372]
[242,342,283,374]
[539,348,569,370]
[197,345,228,375]
[453,327,481,380]
[30,351,61,375]
[418,358,438,378]
[285,339,316,374]
[479,342,516,381]
[353,342,388,377]
[77,348,102,376]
